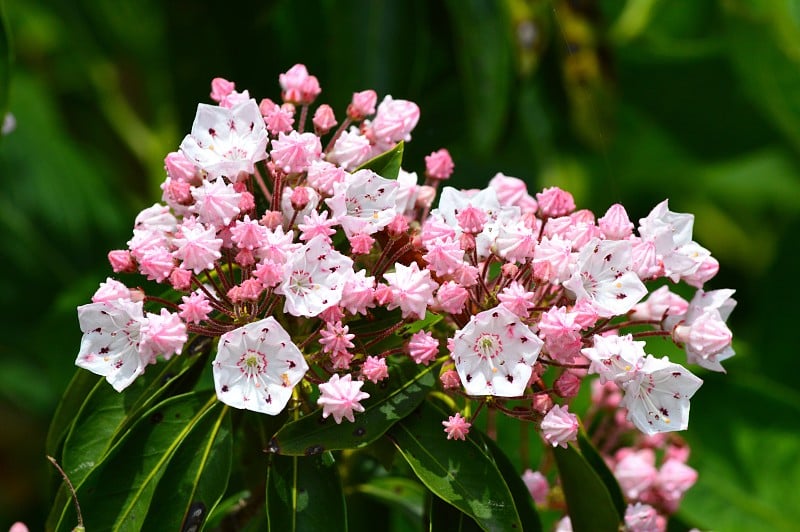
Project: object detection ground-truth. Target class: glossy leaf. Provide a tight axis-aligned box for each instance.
[60,342,208,487]
[266,452,347,532]
[480,434,542,532]
[357,140,404,180]
[576,431,626,518]
[552,443,620,532]
[355,476,426,522]
[388,400,524,531]
[52,392,218,532]
[267,358,438,456]
[428,494,482,532]
[141,404,233,530]
[45,370,100,456]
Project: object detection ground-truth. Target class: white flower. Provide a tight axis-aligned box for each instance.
[75,299,148,391]
[275,235,354,317]
[212,317,309,415]
[179,99,268,181]
[563,238,647,317]
[451,305,543,397]
[667,289,737,372]
[326,169,399,237]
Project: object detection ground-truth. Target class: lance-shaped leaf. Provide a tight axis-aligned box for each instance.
[59,336,210,486]
[428,493,483,532]
[141,404,233,530]
[51,392,218,532]
[576,430,626,518]
[266,452,347,532]
[356,140,404,180]
[388,400,524,531]
[46,370,100,457]
[267,358,439,456]
[552,443,621,532]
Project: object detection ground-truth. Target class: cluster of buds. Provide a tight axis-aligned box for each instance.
[75,65,735,495]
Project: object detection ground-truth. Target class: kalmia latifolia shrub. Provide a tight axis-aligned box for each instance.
[47,64,736,531]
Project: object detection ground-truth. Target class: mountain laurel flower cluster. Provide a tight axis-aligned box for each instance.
[70,64,737,530]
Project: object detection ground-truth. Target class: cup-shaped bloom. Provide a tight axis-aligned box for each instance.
[326,169,399,237]
[451,305,543,396]
[212,317,309,415]
[75,299,148,392]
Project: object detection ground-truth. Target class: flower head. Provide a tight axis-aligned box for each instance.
[317,373,370,424]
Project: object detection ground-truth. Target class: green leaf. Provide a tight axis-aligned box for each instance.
[52,392,218,532]
[356,140,404,180]
[428,494,482,532]
[59,342,208,487]
[552,443,621,532]
[354,476,426,522]
[141,404,233,530]
[266,452,347,532]
[45,370,101,457]
[444,0,513,154]
[388,400,524,532]
[480,434,542,532]
[576,431,626,519]
[267,358,439,456]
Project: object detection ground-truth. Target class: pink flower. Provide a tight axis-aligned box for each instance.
[140,309,187,363]
[319,321,355,354]
[340,269,376,316]
[554,372,581,398]
[442,412,472,440]
[260,100,295,135]
[92,278,132,303]
[270,131,322,174]
[179,290,212,324]
[439,369,461,389]
[425,148,454,180]
[369,95,420,146]
[213,317,309,415]
[541,404,578,448]
[347,89,377,120]
[279,64,321,104]
[349,233,375,255]
[108,249,136,273]
[317,373,370,424]
[191,178,242,227]
[423,238,464,276]
[667,288,736,372]
[210,77,235,102]
[172,219,223,274]
[231,215,267,251]
[361,356,389,383]
[489,173,535,209]
[383,262,438,320]
[326,169,399,237]
[615,448,658,499]
[598,203,634,240]
[497,281,535,318]
[306,160,346,196]
[313,104,337,134]
[631,285,689,322]
[451,305,543,396]
[298,210,337,244]
[326,129,372,170]
[536,187,575,218]
[407,331,439,365]
[434,281,469,315]
[521,470,549,504]
[624,503,664,532]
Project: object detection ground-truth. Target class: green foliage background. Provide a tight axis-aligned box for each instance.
[1,1,799,530]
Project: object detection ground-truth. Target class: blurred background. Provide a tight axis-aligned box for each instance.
[1,0,799,530]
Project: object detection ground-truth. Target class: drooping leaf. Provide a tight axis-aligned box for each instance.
[141,404,233,530]
[267,358,439,456]
[388,400,524,531]
[357,140,404,180]
[552,443,621,532]
[51,392,218,532]
[59,340,209,487]
[354,476,426,523]
[266,452,347,532]
[480,434,542,532]
[576,431,626,519]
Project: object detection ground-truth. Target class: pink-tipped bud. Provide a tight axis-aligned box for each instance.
[673,312,732,356]
[415,185,437,209]
[599,203,634,240]
[261,211,283,230]
[554,372,581,398]
[501,263,519,278]
[313,104,337,134]
[319,305,345,324]
[210,77,235,102]
[374,284,394,306]
[522,470,549,505]
[349,233,375,255]
[290,186,311,211]
[683,255,719,288]
[259,98,277,116]
[435,281,469,315]
[165,152,198,183]
[541,404,579,448]
[407,331,439,365]
[235,248,256,267]
[456,205,486,233]
[108,250,136,273]
[458,232,476,252]
[536,187,576,218]
[169,268,193,291]
[440,369,461,389]
[129,288,146,303]
[162,177,193,205]
[361,355,389,383]
[532,393,553,415]
[425,148,454,180]
[280,64,321,104]
[387,214,409,237]
[348,89,378,120]
[624,503,662,532]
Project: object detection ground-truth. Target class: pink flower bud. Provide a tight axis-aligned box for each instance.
[442,413,472,440]
[361,355,389,383]
[162,177,193,205]
[456,205,487,233]
[108,249,136,273]
[319,305,345,324]
[374,284,394,306]
[165,151,198,183]
[261,210,283,230]
[541,404,579,448]
[169,268,193,291]
[673,312,732,357]
[554,371,581,398]
[682,255,719,288]
[614,449,657,499]
[624,503,663,532]
[92,278,131,303]
[415,185,437,209]
[407,331,439,365]
[522,470,549,505]
[386,214,409,237]
[280,64,321,104]
[599,203,634,240]
[349,233,375,255]
[532,393,553,415]
[348,89,377,120]
[435,281,469,314]
[210,77,235,102]
[235,248,255,267]
[536,187,576,218]
[290,186,311,211]
[440,369,461,389]
[425,148,454,180]
[501,263,519,278]
[313,104,337,134]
